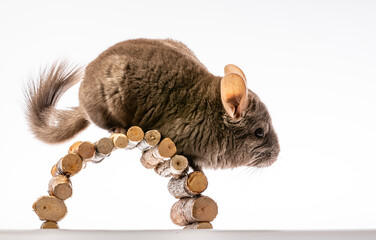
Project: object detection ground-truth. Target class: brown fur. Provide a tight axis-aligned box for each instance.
[25,39,279,170]
[25,62,89,144]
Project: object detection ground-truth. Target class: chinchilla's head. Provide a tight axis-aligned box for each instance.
[220,64,280,168]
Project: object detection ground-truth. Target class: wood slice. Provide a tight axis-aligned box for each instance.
[154,155,189,177]
[110,133,129,149]
[33,196,67,222]
[184,222,213,229]
[95,137,114,155]
[158,138,177,158]
[125,126,144,149]
[170,196,218,226]
[170,155,189,175]
[140,138,178,169]
[94,137,114,160]
[168,171,208,198]
[48,175,72,200]
[140,151,157,169]
[137,130,161,151]
[56,153,83,176]
[51,164,58,177]
[68,141,95,159]
[186,171,208,194]
[40,221,59,229]
[127,126,144,141]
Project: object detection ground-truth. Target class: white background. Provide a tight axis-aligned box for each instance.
[0,0,375,230]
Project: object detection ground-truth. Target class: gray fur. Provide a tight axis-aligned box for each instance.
[25,38,279,170]
[25,62,89,144]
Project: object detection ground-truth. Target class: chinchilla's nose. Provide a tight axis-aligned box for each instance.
[255,144,279,168]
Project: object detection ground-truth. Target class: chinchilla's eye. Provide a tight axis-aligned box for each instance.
[254,128,264,138]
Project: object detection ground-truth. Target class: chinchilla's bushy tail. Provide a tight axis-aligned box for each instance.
[25,61,90,144]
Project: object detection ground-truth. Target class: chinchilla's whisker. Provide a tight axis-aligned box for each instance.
[244,166,259,179]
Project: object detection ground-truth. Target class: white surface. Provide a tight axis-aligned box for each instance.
[1,230,376,240]
[0,0,376,230]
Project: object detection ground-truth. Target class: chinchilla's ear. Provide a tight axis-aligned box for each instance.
[224,64,246,81]
[220,71,248,119]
